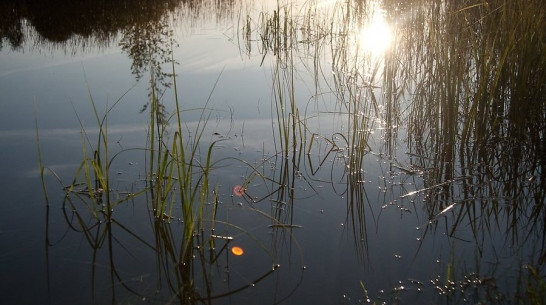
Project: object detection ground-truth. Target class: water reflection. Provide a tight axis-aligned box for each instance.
[3,0,546,304]
[0,0,181,50]
[245,0,545,302]
[357,5,392,56]
[45,202,284,303]
[0,0,236,88]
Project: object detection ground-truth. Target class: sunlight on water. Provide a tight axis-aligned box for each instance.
[358,11,393,56]
[336,0,395,84]
[2,0,544,303]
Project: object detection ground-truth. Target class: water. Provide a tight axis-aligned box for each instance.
[1,0,545,304]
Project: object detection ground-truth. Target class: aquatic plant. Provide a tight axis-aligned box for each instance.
[32,0,545,303]
[243,0,545,302]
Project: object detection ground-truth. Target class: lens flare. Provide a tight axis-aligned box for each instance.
[233,185,246,196]
[359,16,393,55]
[231,246,244,256]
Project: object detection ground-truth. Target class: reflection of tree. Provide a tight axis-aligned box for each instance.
[0,1,24,49]
[0,0,234,119]
[118,12,175,125]
[119,16,175,93]
[0,0,182,46]
[0,0,182,85]
[0,0,244,51]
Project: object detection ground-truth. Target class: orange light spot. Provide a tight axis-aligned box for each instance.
[233,185,246,197]
[231,246,244,256]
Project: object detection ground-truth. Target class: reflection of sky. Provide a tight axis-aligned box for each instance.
[0,1,539,304]
[0,28,271,133]
[0,0,396,133]
[328,0,395,85]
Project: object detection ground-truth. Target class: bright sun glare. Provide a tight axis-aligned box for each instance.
[359,14,393,55]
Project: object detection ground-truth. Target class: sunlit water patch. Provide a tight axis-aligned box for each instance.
[358,7,393,56]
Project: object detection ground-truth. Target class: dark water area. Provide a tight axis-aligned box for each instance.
[1,0,545,304]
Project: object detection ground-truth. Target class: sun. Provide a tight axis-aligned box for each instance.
[359,15,393,55]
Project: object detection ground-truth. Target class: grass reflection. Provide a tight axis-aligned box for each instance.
[33,0,546,303]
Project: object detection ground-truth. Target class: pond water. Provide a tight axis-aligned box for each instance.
[1,0,545,304]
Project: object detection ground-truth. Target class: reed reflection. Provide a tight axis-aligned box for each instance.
[244,0,545,301]
[29,0,546,303]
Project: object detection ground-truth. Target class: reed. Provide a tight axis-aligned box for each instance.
[34,105,49,207]
[244,0,545,301]
[391,0,546,255]
[35,0,545,302]
[38,64,282,302]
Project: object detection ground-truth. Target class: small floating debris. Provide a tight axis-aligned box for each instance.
[391,164,422,175]
[268,224,302,228]
[75,187,104,198]
[211,234,233,240]
[269,199,287,204]
[434,202,458,219]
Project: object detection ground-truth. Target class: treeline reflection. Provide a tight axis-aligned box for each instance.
[0,0,230,49]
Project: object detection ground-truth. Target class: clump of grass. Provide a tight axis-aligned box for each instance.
[143,61,229,272]
[245,1,545,300]
[393,0,546,252]
[43,81,147,224]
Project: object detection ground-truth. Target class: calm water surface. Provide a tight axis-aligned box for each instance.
[1,0,544,304]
